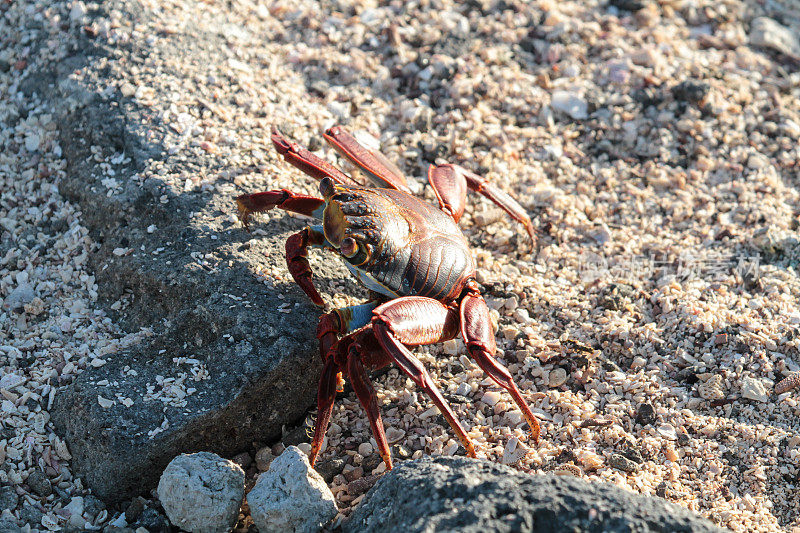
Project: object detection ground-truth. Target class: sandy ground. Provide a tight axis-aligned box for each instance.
[1,0,799,531]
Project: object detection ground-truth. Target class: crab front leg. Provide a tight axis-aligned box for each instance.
[459,282,541,443]
[310,356,343,466]
[285,225,330,307]
[428,163,536,243]
[310,301,381,466]
[310,326,390,467]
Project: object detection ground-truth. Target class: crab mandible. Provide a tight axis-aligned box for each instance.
[236,126,540,470]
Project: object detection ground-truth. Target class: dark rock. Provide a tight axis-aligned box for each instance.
[676,366,702,384]
[635,402,657,425]
[0,519,19,533]
[125,496,146,522]
[346,474,381,496]
[133,507,169,533]
[26,470,52,497]
[671,81,710,105]
[345,457,725,533]
[344,467,364,483]
[19,506,44,527]
[609,453,640,473]
[361,454,383,473]
[608,0,647,12]
[632,87,665,108]
[0,485,17,513]
[619,445,645,464]
[45,0,348,504]
[83,495,105,519]
[231,452,252,470]
[282,423,312,447]
[315,458,347,484]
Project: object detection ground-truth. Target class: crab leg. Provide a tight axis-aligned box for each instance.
[346,345,393,469]
[428,163,536,242]
[324,126,410,192]
[272,128,360,187]
[370,297,477,459]
[460,283,541,443]
[286,225,328,307]
[235,189,324,229]
[317,301,380,357]
[309,357,342,466]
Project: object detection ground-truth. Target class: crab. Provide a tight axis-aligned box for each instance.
[236,126,540,470]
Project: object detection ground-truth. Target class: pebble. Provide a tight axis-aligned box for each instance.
[157,452,244,533]
[0,486,18,513]
[664,444,679,462]
[3,283,35,313]
[385,427,406,445]
[550,91,588,120]
[740,376,769,403]
[357,442,373,457]
[248,446,337,533]
[548,368,568,388]
[361,454,383,473]
[481,390,502,406]
[26,470,52,497]
[343,466,363,483]
[608,453,639,473]
[656,424,677,441]
[255,446,275,472]
[120,82,137,97]
[314,458,346,484]
[697,375,726,401]
[634,403,657,426]
[346,474,381,496]
[749,17,800,60]
[671,80,709,104]
[775,372,800,395]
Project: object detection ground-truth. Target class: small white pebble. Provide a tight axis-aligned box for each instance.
[549,368,568,388]
[482,390,502,406]
[357,442,373,456]
[97,396,114,409]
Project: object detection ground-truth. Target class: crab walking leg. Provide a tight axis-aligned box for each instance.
[346,345,393,469]
[271,128,360,187]
[428,164,536,242]
[323,126,411,192]
[317,301,381,358]
[235,189,325,229]
[370,297,476,458]
[286,225,329,307]
[460,285,541,443]
[310,357,341,466]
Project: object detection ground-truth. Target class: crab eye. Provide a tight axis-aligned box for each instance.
[341,237,358,258]
[319,177,336,199]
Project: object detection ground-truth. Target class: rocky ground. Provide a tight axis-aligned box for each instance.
[1,0,799,532]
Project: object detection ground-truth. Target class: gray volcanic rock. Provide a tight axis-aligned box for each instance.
[44,0,349,503]
[344,457,726,533]
[248,446,338,533]
[157,452,244,533]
